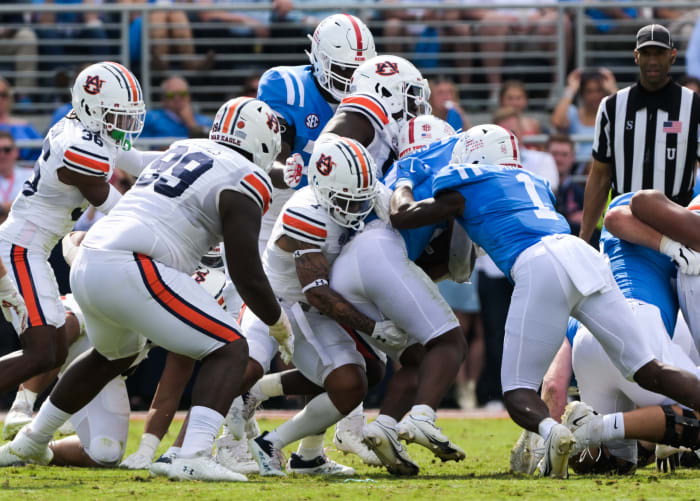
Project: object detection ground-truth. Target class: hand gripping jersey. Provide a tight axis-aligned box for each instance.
[262,186,348,304]
[432,164,571,277]
[84,139,272,274]
[600,193,678,336]
[0,117,117,253]
[336,92,400,175]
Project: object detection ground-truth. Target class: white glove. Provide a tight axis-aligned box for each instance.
[0,273,27,334]
[283,153,304,188]
[119,433,160,469]
[373,183,393,224]
[370,320,408,351]
[269,308,294,364]
[660,236,700,275]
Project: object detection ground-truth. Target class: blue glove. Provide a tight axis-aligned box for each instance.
[395,158,431,189]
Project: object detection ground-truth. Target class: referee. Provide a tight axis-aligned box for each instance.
[580,24,700,242]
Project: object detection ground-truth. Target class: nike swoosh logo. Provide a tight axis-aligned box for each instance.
[613,416,618,429]
[680,248,689,265]
[572,416,587,427]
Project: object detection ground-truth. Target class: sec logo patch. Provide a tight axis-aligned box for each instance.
[305,113,320,129]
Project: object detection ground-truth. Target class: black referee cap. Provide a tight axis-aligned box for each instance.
[636,24,673,50]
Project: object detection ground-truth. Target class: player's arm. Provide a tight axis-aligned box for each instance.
[603,205,664,251]
[115,147,162,177]
[541,339,572,422]
[390,186,465,229]
[57,167,121,214]
[579,159,612,243]
[322,110,375,147]
[630,189,700,251]
[276,234,376,334]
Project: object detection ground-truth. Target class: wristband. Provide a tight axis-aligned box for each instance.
[96,184,121,214]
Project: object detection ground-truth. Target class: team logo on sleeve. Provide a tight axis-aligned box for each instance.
[83,75,105,95]
[316,154,335,175]
[375,61,399,76]
[305,113,320,129]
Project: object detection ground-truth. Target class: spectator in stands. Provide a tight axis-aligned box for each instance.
[0,77,41,161]
[382,0,445,69]
[549,134,585,235]
[551,67,617,162]
[0,11,38,103]
[430,78,470,132]
[140,76,212,139]
[688,16,700,80]
[679,75,700,94]
[240,72,262,98]
[0,131,32,223]
[493,106,559,192]
[498,80,541,137]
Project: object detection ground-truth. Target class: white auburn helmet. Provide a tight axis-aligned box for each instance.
[71,61,146,150]
[210,97,281,173]
[451,124,521,168]
[350,55,431,129]
[398,115,456,159]
[193,245,226,309]
[308,136,377,230]
[307,14,376,102]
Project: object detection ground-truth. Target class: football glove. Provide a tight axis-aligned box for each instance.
[394,158,431,190]
[660,236,700,275]
[370,320,408,351]
[283,153,304,189]
[269,309,294,364]
[0,272,26,334]
[119,433,160,469]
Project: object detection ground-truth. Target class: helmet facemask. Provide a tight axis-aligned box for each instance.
[308,38,362,102]
[101,104,145,149]
[314,183,376,230]
[399,81,432,126]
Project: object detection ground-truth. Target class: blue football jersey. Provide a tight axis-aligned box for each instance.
[600,193,678,336]
[257,65,335,187]
[566,317,581,346]
[432,164,571,277]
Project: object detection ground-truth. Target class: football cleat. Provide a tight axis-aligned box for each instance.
[562,401,603,457]
[215,433,259,475]
[286,452,356,476]
[510,429,544,474]
[56,420,75,437]
[362,420,419,476]
[149,451,177,477]
[333,413,381,466]
[7,426,53,466]
[0,443,25,467]
[2,400,33,440]
[536,424,575,478]
[226,393,262,441]
[397,414,466,462]
[248,431,286,477]
[168,452,247,482]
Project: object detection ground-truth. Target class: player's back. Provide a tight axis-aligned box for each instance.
[0,117,117,253]
[432,164,570,276]
[84,139,272,274]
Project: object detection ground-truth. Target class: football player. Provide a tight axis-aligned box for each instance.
[1,97,293,482]
[389,124,700,478]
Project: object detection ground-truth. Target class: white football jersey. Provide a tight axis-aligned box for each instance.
[336,92,399,175]
[263,186,348,304]
[0,117,117,253]
[688,194,700,213]
[84,139,272,274]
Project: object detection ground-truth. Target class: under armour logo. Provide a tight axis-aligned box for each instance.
[375,61,399,76]
[83,75,105,95]
[316,154,335,176]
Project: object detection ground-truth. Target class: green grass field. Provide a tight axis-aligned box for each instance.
[2,416,700,500]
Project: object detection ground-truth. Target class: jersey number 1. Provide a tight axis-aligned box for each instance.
[136,145,213,198]
[515,173,558,220]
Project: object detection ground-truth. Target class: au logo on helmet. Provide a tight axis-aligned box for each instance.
[375,61,399,76]
[83,75,105,95]
[266,113,279,133]
[316,154,335,175]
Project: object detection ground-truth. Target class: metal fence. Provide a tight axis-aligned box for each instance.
[1,1,698,153]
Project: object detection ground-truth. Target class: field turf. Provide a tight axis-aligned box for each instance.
[2,416,699,500]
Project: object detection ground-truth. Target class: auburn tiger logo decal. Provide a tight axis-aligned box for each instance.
[316,154,335,175]
[266,113,279,133]
[83,75,105,95]
[375,61,399,76]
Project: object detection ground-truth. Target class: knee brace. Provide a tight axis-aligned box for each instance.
[88,436,123,466]
[661,405,700,449]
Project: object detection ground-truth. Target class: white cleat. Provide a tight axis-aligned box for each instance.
[168,453,247,482]
[56,420,75,437]
[248,431,286,477]
[2,401,33,440]
[225,393,262,441]
[510,429,544,474]
[215,434,259,475]
[536,424,574,479]
[286,452,356,476]
[149,451,178,477]
[333,413,381,466]
[8,426,53,466]
[562,401,603,456]
[362,420,419,476]
[397,414,466,462]
[0,443,25,467]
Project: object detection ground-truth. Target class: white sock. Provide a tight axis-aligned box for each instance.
[179,406,224,458]
[538,417,558,441]
[601,413,625,442]
[375,414,398,429]
[410,404,436,421]
[28,398,72,444]
[12,386,37,411]
[136,433,160,460]
[297,433,325,460]
[164,446,181,459]
[252,372,283,401]
[266,393,344,449]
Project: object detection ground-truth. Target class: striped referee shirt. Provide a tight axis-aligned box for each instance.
[592,80,700,205]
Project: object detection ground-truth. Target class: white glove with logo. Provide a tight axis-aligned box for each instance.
[370,320,408,351]
[0,273,27,334]
[660,236,700,275]
[269,308,294,363]
[119,433,160,469]
[284,153,304,189]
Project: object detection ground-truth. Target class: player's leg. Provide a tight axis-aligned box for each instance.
[677,273,700,351]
